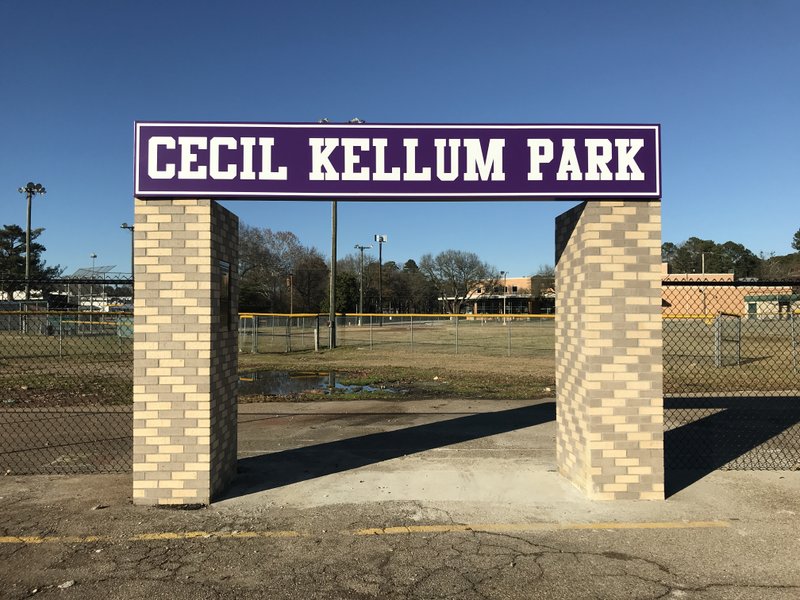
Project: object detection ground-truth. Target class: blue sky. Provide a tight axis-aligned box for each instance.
[1,0,798,277]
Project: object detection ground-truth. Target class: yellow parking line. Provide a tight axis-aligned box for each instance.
[0,535,109,544]
[0,521,729,545]
[354,520,731,536]
[0,530,303,544]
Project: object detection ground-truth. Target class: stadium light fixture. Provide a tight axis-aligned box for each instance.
[89,253,97,330]
[17,182,46,300]
[354,244,372,325]
[374,235,388,323]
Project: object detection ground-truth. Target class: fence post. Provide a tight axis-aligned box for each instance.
[507,316,512,357]
[369,315,373,349]
[252,316,257,353]
[314,315,320,352]
[410,315,414,352]
[59,314,63,358]
[455,314,459,355]
[285,317,291,353]
[736,315,741,366]
[793,312,797,373]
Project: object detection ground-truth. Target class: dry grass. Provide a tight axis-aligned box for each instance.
[239,345,556,401]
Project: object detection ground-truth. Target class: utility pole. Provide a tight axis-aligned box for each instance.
[18,182,46,300]
[701,251,715,274]
[374,234,387,325]
[329,201,337,349]
[322,117,365,348]
[354,244,372,326]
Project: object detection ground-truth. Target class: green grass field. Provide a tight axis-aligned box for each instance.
[1,314,798,407]
[664,318,799,395]
[1,331,132,407]
[240,316,557,358]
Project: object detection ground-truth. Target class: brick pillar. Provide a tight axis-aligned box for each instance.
[133,199,239,506]
[554,201,664,500]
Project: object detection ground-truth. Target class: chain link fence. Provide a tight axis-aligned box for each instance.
[4,276,799,476]
[663,281,800,470]
[238,313,556,357]
[0,278,133,474]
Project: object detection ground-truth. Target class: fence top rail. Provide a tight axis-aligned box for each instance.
[0,278,133,285]
[663,279,800,287]
[0,310,133,317]
[665,311,799,319]
[239,312,555,319]
[239,312,321,318]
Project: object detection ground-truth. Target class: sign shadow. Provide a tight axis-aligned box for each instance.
[220,402,555,502]
[665,395,800,497]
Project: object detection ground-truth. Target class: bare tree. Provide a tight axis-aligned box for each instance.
[239,224,327,312]
[419,250,497,314]
[291,249,327,311]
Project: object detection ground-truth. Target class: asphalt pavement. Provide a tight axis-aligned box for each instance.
[1,398,798,599]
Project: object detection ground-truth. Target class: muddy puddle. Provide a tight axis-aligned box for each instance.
[238,370,395,396]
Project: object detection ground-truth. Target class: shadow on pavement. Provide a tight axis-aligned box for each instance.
[665,395,800,497]
[222,402,555,501]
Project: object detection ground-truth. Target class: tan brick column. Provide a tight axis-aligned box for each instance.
[133,199,239,506]
[555,201,663,500]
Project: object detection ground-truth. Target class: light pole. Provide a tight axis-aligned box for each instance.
[120,223,134,279]
[18,182,46,300]
[500,271,507,320]
[354,244,372,325]
[374,235,387,324]
[89,253,97,331]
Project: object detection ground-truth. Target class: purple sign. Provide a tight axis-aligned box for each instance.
[134,122,660,200]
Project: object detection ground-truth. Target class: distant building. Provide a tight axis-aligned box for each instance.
[662,263,798,319]
[453,275,555,315]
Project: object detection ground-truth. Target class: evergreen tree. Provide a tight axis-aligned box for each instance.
[0,224,62,298]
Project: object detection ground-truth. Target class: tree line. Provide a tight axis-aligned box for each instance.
[3,221,799,308]
[662,230,800,280]
[238,224,506,314]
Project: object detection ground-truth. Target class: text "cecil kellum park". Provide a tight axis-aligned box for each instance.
[144,135,647,183]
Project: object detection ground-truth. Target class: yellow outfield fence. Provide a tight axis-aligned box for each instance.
[238,312,555,356]
[239,312,555,320]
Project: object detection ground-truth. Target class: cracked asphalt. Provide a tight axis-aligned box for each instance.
[1,398,799,599]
